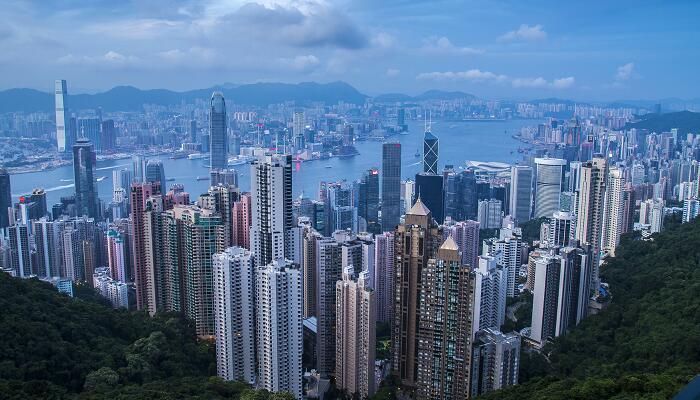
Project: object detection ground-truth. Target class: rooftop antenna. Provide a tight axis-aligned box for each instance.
[428,110,432,132]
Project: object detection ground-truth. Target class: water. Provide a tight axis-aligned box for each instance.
[10,119,534,205]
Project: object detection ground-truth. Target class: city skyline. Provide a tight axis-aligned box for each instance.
[1,1,699,100]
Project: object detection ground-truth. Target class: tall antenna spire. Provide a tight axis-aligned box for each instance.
[428,110,432,132]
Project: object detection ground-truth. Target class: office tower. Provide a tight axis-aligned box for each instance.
[130,181,161,313]
[357,169,380,234]
[509,165,533,224]
[0,168,11,229]
[210,92,228,171]
[567,161,582,192]
[210,168,238,187]
[470,328,520,397]
[397,108,406,130]
[145,159,166,185]
[443,219,480,268]
[483,232,526,298]
[315,236,342,377]
[293,110,305,138]
[213,247,256,385]
[55,79,69,152]
[328,182,357,232]
[640,199,665,232]
[101,119,116,151]
[530,248,590,348]
[602,166,625,257]
[416,236,474,400]
[257,259,302,399]
[414,173,444,223]
[8,224,31,277]
[374,231,394,323]
[78,118,101,151]
[477,199,503,229]
[401,179,415,214]
[391,198,442,387]
[29,188,48,219]
[381,143,401,232]
[534,158,566,219]
[472,256,508,337]
[251,154,293,266]
[423,126,439,175]
[549,211,573,247]
[113,168,132,193]
[33,218,63,278]
[232,193,252,249]
[132,155,146,183]
[575,157,607,289]
[443,169,478,221]
[73,138,99,219]
[335,268,376,399]
[106,229,127,283]
[682,198,699,223]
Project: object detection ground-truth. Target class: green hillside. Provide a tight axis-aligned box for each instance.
[482,218,700,399]
[0,274,292,400]
[625,110,700,135]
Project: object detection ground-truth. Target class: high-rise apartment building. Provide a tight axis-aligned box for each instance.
[477,198,503,229]
[509,165,533,224]
[73,138,99,219]
[415,236,474,400]
[575,157,607,289]
[443,219,480,268]
[0,168,11,229]
[130,181,161,313]
[472,255,508,338]
[373,231,395,323]
[602,166,625,256]
[210,92,228,171]
[315,236,342,377]
[335,268,376,399]
[145,160,166,185]
[232,193,252,249]
[251,154,293,265]
[533,158,566,219]
[381,143,401,232]
[213,247,256,385]
[470,328,520,397]
[391,198,442,387]
[257,259,303,399]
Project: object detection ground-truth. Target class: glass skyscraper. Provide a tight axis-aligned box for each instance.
[209,92,228,170]
[72,138,99,219]
[381,143,401,231]
[55,79,69,152]
[0,168,11,229]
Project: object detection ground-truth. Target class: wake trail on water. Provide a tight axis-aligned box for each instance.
[96,164,128,171]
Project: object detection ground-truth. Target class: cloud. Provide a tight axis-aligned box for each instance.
[421,36,484,55]
[418,69,574,89]
[57,51,140,67]
[417,69,507,83]
[386,68,400,77]
[220,2,368,49]
[499,24,547,42]
[371,32,396,49]
[615,62,635,81]
[278,54,320,72]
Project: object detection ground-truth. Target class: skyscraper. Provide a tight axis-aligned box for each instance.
[416,236,474,400]
[145,160,166,185]
[470,328,520,397]
[575,157,607,290]
[443,219,480,268]
[55,79,69,152]
[357,168,380,234]
[472,255,508,337]
[257,259,302,399]
[251,153,293,266]
[602,166,625,256]
[414,173,444,223]
[210,92,228,171]
[232,193,252,249]
[423,127,439,175]
[130,181,161,313]
[335,268,376,399]
[73,138,99,219]
[213,247,256,385]
[315,236,342,377]
[509,165,533,224]
[533,158,566,219]
[381,143,401,232]
[374,231,395,323]
[0,168,11,229]
[391,198,442,387]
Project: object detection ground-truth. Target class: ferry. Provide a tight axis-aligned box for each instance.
[228,155,256,166]
[187,153,205,160]
[96,176,106,182]
[196,176,209,181]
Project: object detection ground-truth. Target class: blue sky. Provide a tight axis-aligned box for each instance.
[1,0,698,100]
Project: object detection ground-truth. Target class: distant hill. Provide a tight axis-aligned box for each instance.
[0,81,367,112]
[625,110,700,134]
[373,90,476,103]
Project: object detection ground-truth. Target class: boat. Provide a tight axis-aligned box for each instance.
[96,176,106,182]
[325,165,333,169]
[228,155,255,166]
[196,176,209,181]
[166,177,175,182]
[187,153,205,160]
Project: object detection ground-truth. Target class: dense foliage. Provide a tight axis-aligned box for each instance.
[482,218,700,399]
[0,274,293,399]
[625,110,700,135]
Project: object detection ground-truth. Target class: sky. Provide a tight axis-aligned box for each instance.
[1,0,698,101]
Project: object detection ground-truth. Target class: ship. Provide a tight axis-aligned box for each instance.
[196,176,209,181]
[187,153,205,160]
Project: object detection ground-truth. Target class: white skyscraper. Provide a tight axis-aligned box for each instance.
[251,154,293,266]
[533,158,566,219]
[602,166,626,256]
[55,79,69,152]
[640,199,665,232]
[575,157,607,289]
[213,247,256,385]
[478,199,503,229]
[472,256,508,339]
[293,110,305,138]
[483,233,526,297]
[257,259,302,399]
